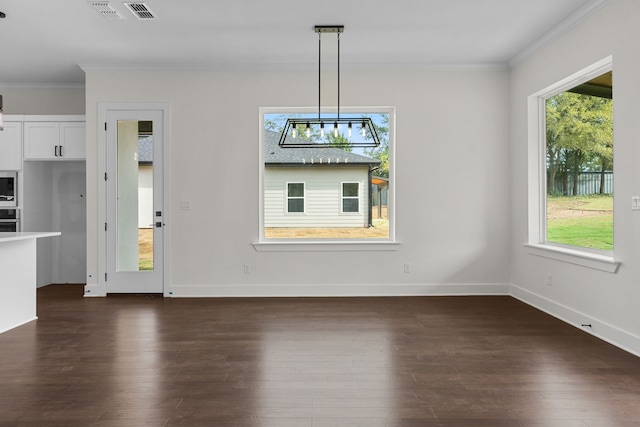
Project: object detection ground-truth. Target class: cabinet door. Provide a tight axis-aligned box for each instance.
[59,122,86,159]
[0,122,23,170]
[24,122,59,160]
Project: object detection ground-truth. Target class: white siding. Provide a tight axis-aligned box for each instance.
[138,165,154,228]
[265,167,370,228]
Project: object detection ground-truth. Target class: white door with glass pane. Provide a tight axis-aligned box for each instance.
[105,109,165,293]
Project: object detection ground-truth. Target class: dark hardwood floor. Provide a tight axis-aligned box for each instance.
[1,285,639,426]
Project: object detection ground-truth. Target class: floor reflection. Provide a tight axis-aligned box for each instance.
[257,306,399,425]
[104,306,163,419]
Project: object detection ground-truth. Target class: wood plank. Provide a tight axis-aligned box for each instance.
[0,286,639,426]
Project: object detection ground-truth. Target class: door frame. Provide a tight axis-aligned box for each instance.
[97,103,171,297]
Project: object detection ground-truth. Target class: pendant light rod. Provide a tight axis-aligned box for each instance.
[338,31,340,120]
[318,30,321,120]
[314,26,344,120]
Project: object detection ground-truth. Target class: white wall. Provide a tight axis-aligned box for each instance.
[84,67,511,296]
[51,162,86,284]
[510,0,640,355]
[22,162,54,287]
[0,87,85,115]
[23,161,86,286]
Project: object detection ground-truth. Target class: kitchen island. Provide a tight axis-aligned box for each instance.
[0,232,61,334]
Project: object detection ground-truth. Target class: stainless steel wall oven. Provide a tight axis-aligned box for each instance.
[0,208,19,232]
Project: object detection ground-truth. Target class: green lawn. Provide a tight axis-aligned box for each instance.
[547,195,613,250]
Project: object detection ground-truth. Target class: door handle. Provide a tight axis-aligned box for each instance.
[54,145,59,157]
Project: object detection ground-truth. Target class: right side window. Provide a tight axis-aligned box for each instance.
[544,71,613,251]
[341,182,360,214]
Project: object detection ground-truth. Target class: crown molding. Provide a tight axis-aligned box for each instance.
[509,0,612,68]
[79,61,509,75]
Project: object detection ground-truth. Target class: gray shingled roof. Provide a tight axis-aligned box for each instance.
[264,130,380,167]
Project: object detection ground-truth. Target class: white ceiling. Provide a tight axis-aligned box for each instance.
[0,0,608,87]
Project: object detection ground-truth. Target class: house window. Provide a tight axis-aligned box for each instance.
[528,57,613,257]
[287,182,305,213]
[342,182,360,213]
[261,107,394,241]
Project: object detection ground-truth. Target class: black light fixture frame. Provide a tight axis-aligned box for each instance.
[278,26,381,148]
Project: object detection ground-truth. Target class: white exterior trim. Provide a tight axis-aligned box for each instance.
[285,181,305,214]
[340,181,361,214]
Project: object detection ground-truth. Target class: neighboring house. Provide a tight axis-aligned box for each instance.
[264,129,381,228]
[137,135,154,229]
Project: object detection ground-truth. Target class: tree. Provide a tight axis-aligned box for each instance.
[325,132,353,152]
[364,115,390,177]
[545,92,612,195]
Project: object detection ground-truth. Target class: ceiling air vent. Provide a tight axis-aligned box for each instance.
[90,2,125,20]
[123,3,157,20]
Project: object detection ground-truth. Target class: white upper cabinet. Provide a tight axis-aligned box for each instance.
[0,122,23,170]
[24,121,86,160]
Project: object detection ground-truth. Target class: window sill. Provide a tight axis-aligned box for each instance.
[253,241,401,252]
[524,243,620,273]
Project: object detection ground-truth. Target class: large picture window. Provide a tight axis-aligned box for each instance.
[528,57,613,259]
[261,108,394,241]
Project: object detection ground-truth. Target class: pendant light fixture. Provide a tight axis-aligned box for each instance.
[278,26,380,148]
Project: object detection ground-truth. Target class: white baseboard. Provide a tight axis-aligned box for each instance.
[83,283,106,297]
[166,283,511,298]
[0,316,37,335]
[511,284,640,358]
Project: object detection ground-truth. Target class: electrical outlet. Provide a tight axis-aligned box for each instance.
[546,274,553,286]
[404,263,411,273]
[632,196,640,211]
[181,200,191,210]
[244,264,251,274]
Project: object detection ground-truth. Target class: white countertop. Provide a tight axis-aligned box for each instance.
[0,232,61,243]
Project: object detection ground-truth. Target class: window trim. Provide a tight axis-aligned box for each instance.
[527,55,618,271]
[258,106,397,247]
[340,181,360,214]
[286,182,305,215]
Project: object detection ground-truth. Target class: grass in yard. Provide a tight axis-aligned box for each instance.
[139,228,153,270]
[265,219,389,239]
[547,195,613,250]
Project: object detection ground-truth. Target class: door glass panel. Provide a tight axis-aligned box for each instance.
[117,120,154,272]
